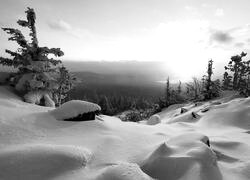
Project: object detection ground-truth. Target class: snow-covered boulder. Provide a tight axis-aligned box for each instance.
[180,107,188,114]
[50,100,101,121]
[147,114,161,125]
[191,112,200,119]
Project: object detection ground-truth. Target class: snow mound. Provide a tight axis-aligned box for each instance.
[141,138,221,180]
[0,86,22,101]
[197,97,250,129]
[96,162,153,180]
[0,144,92,180]
[147,114,161,125]
[50,100,101,120]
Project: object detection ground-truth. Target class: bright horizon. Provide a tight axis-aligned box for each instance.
[0,0,250,81]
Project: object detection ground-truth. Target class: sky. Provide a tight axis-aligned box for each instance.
[0,0,250,81]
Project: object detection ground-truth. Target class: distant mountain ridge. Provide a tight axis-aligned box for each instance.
[63,60,169,82]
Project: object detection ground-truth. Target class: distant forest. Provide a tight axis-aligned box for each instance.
[67,72,165,115]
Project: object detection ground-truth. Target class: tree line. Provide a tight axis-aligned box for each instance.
[159,53,250,111]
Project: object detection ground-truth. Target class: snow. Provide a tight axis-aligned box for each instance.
[24,90,44,104]
[96,162,153,180]
[0,86,250,180]
[15,73,33,91]
[50,100,101,120]
[24,90,55,107]
[44,94,55,107]
[147,114,161,125]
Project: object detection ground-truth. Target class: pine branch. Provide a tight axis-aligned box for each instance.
[39,47,64,57]
[2,28,28,48]
[4,50,24,68]
[49,58,62,66]
[0,57,13,66]
[17,20,29,27]
[5,49,21,57]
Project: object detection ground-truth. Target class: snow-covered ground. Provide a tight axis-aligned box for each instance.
[0,86,250,180]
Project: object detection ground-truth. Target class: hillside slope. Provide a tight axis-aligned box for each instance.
[0,86,249,180]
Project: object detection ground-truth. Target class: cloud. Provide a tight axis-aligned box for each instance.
[215,8,224,17]
[201,3,210,8]
[184,5,195,11]
[234,42,245,47]
[184,5,200,16]
[210,30,233,44]
[48,20,72,31]
[47,19,93,39]
[247,38,250,43]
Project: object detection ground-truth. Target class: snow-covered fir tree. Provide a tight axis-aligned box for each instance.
[0,7,76,106]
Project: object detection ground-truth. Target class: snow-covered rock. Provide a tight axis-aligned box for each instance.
[50,100,101,120]
[147,114,161,125]
[180,107,188,114]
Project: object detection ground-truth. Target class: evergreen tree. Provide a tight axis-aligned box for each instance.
[165,77,171,107]
[224,52,250,96]
[225,52,247,89]
[203,59,213,100]
[0,7,75,106]
[202,60,221,100]
[222,72,232,90]
[99,96,113,115]
[186,77,203,100]
[56,66,78,106]
[211,79,221,98]
[177,81,182,94]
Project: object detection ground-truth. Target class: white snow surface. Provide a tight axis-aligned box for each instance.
[0,86,250,180]
[147,114,161,125]
[50,100,101,120]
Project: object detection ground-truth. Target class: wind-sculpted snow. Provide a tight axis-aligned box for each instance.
[141,141,222,180]
[0,144,92,180]
[96,162,154,180]
[0,86,250,180]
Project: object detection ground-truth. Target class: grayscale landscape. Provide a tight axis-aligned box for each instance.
[0,0,250,180]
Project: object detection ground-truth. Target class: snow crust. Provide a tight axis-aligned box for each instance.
[0,86,250,180]
[50,100,101,120]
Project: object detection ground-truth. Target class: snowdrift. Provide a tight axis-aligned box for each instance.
[0,86,250,180]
